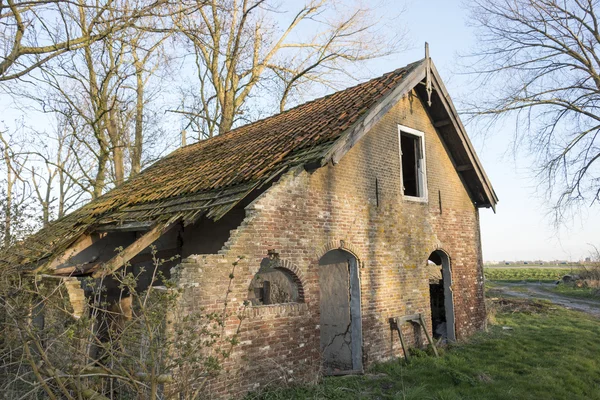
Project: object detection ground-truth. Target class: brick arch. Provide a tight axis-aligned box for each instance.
[426,246,453,267]
[274,259,306,303]
[426,246,457,342]
[316,239,362,263]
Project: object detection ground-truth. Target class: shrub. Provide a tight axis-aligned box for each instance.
[0,250,245,399]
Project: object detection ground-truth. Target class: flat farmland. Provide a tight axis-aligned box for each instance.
[484,267,572,282]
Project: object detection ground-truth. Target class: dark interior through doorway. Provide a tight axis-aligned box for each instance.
[427,250,455,341]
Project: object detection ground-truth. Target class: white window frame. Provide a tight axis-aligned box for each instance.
[398,125,428,203]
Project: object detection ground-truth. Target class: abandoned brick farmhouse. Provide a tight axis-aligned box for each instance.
[6,56,497,397]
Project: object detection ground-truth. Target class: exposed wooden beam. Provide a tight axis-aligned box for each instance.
[52,248,180,277]
[433,119,451,128]
[96,221,153,233]
[326,62,428,165]
[91,219,179,278]
[456,164,473,172]
[33,233,98,273]
[53,263,95,276]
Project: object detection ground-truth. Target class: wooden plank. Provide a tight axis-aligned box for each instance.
[95,221,154,233]
[390,314,439,359]
[397,314,421,324]
[53,263,96,276]
[34,234,97,273]
[91,218,179,278]
[456,164,473,172]
[433,119,451,128]
[390,317,410,361]
[419,314,439,357]
[52,248,180,277]
[397,325,410,361]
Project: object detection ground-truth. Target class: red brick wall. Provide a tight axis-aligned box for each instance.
[171,90,487,398]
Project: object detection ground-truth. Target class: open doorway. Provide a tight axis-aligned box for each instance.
[318,249,363,374]
[427,250,456,342]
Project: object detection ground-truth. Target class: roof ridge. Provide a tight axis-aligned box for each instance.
[178,59,424,151]
[6,58,432,267]
[79,60,425,203]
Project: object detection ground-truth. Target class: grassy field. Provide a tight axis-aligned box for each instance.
[547,284,600,300]
[483,267,572,282]
[248,300,600,400]
[484,267,600,300]
[484,263,578,269]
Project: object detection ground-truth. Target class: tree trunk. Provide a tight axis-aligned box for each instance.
[94,146,109,199]
[58,170,65,219]
[131,60,144,177]
[4,162,12,248]
[107,109,125,186]
[41,201,49,227]
[218,102,235,135]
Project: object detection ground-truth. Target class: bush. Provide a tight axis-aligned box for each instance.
[0,250,245,400]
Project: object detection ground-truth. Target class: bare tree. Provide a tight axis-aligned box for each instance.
[0,0,166,81]
[26,119,92,225]
[3,0,401,219]
[0,127,34,248]
[8,0,173,198]
[465,0,600,220]
[128,26,172,177]
[173,0,403,139]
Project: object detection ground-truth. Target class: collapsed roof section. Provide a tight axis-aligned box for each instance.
[3,57,497,270]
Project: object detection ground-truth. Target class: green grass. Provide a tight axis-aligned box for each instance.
[484,263,579,269]
[547,284,600,300]
[484,268,572,282]
[248,302,600,400]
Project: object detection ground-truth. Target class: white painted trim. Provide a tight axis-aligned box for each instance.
[398,124,428,203]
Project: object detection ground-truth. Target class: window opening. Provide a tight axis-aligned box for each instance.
[248,256,301,306]
[399,126,426,200]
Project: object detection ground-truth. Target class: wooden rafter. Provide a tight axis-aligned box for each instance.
[52,247,180,277]
[33,234,97,273]
[456,164,474,172]
[95,221,153,233]
[433,119,451,128]
[428,63,498,210]
[90,218,179,278]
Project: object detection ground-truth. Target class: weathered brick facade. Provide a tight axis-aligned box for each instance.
[171,90,487,398]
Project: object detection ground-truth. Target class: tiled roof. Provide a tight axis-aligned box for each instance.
[4,60,422,267]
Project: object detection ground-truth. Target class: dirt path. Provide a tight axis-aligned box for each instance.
[491,282,600,318]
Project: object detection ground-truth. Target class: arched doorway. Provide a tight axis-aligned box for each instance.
[318,249,363,374]
[427,250,456,342]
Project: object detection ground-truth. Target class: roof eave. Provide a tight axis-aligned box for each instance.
[321,58,497,211]
[428,62,498,210]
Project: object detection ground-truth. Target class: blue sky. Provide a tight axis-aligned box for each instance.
[2,0,599,262]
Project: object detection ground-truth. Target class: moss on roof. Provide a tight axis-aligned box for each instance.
[3,61,420,268]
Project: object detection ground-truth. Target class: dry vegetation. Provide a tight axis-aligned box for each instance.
[0,252,245,399]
